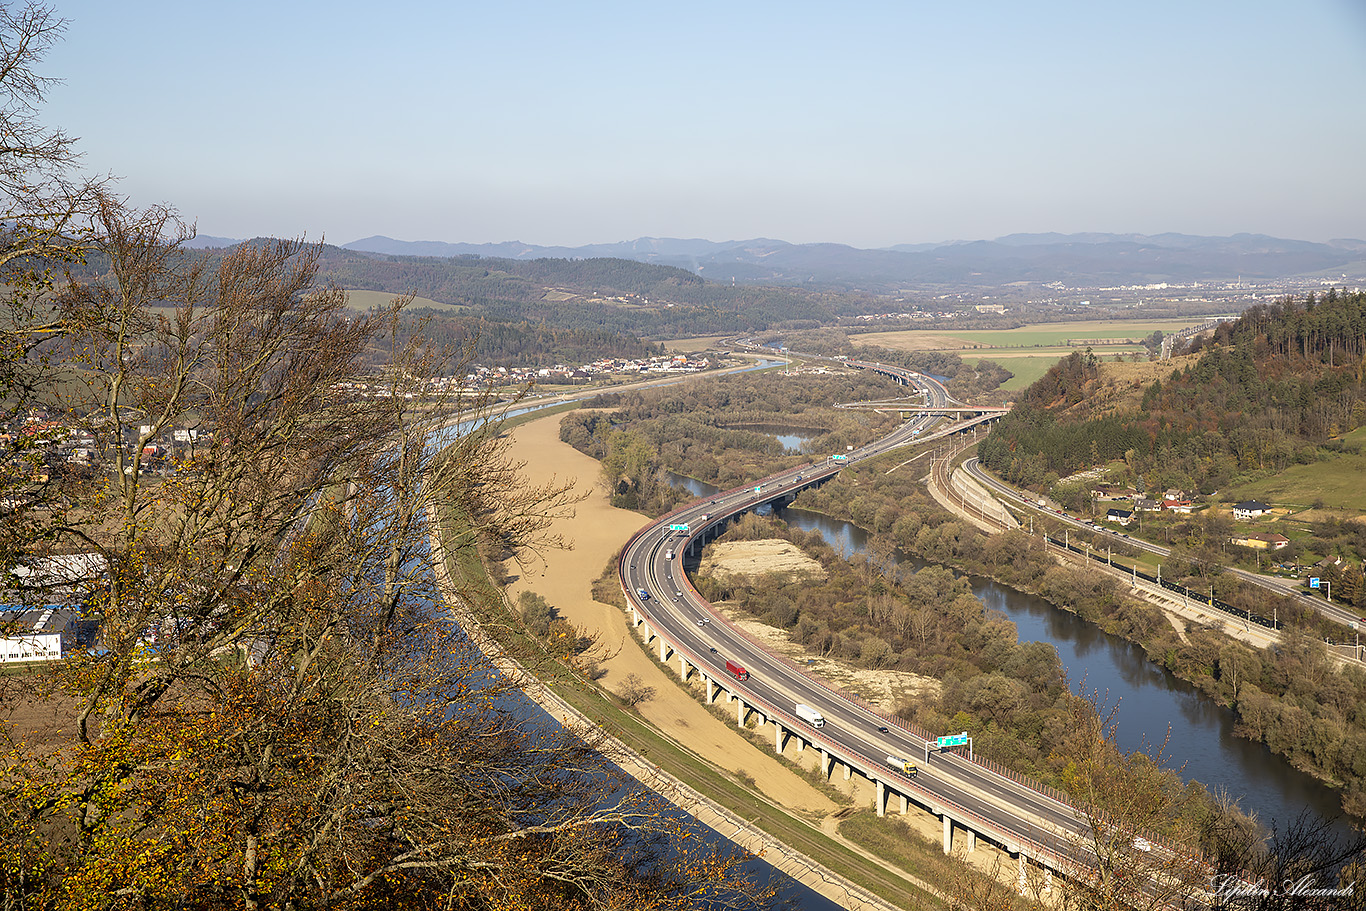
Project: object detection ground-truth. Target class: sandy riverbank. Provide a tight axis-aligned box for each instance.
[501,413,837,814]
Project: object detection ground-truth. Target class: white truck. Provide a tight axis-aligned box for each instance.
[795,703,825,727]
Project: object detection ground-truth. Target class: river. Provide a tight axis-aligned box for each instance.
[664,470,1355,836]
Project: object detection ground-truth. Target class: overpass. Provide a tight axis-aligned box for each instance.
[835,403,1012,416]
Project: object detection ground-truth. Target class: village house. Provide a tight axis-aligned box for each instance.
[1233,500,1271,520]
[1231,533,1290,551]
[1106,508,1134,526]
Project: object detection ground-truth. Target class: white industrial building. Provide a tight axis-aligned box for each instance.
[2,553,105,663]
[0,607,79,663]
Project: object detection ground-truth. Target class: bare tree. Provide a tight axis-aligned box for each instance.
[619,673,657,708]
[0,2,102,271]
[0,8,781,905]
[1053,692,1213,911]
[1,0,104,586]
[1,187,770,911]
[1202,808,1366,911]
[941,851,1045,911]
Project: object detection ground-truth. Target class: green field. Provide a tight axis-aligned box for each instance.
[344,288,460,312]
[1224,438,1366,514]
[854,318,1206,352]
[959,354,1066,391]
[856,318,1207,393]
[663,335,735,352]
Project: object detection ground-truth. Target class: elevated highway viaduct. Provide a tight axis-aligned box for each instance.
[617,361,1146,897]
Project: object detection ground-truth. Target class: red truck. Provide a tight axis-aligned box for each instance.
[725,660,749,681]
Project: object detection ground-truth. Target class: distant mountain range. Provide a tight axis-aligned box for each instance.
[193,232,1366,290]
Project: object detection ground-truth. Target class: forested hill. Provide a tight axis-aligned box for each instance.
[341,232,1366,291]
[64,241,854,336]
[978,290,1366,494]
[320,248,706,301]
[314,247,847,336]
[364,313,665,370]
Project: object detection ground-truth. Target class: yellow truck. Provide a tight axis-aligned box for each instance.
[885,755,918,776]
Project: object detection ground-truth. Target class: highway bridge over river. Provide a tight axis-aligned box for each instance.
[618,358,1200,901]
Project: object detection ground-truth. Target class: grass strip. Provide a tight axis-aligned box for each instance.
[535,664,941,909]
[838,812,1041,911]
[435,503,945,906]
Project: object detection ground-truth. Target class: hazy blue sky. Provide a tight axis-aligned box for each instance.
[42,1,1366,248]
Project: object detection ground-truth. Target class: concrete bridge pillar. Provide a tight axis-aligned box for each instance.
[1017,853,1028,894]
[796,736,804,753]
[820,750,832,779]
[775,723,787,754]
[875,780,886,817]
[659,638,669,662]
[1043,869,1052,896]
[965,829,975,854]
[642,624,653,643]
[843,763,852,781]
[705,676,715,704]
[737,699,747,728]
[942,815,952,854]
[899,794,908,815]
[679,655,690,681]
[631,606,639,626]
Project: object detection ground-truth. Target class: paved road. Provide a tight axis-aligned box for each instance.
[961,458,1366,630]
[619,361,1106,874]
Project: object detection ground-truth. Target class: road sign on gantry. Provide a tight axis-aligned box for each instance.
[937,732,969,749]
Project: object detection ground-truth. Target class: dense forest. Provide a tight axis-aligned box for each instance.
[978,290,1366,494]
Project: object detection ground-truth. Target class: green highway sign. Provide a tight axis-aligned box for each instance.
[669,524,690,532]
[937,732,969,749]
